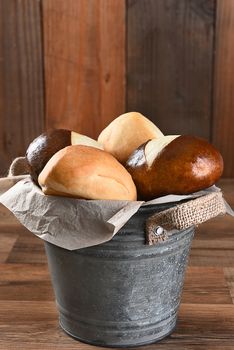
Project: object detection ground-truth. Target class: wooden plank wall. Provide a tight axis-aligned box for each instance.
[42,0,125,138]
[0,0,234,177]
[127,0,215,139]
[0,0,44,176]
[213,0,234,178]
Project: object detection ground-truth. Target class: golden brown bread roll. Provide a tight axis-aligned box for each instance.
[26,129,103,183]
[126,135,223,200]
[38,145,137,201]
[98,112,163,164]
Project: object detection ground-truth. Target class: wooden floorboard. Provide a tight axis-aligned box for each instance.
[0,179,233,349]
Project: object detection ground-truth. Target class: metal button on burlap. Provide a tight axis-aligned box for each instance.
[146,192,227,245]
[151,225,168,244]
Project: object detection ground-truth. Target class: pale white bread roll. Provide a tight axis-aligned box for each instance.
[38,145,137,201]
[98,112,163,164]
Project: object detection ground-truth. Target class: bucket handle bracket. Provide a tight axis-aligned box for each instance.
[145,191,227,245]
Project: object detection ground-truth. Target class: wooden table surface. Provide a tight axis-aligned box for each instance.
[0,179,234,350]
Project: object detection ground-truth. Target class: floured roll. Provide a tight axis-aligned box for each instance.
[38,145,137,201]
[126,135,223,200]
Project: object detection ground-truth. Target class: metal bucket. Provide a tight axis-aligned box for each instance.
[44,203,194,347]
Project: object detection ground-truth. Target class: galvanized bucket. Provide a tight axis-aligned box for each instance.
[44,203,194,347]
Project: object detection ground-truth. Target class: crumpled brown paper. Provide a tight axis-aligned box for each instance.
[0,178,232,250]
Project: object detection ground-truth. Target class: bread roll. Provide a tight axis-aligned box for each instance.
[38,145,137,201]
[98,112,163,164]
[126,135,223,200]
[26,129,103,183]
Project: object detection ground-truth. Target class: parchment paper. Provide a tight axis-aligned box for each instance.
[0,178,232,250]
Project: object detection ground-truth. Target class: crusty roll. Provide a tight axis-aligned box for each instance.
[98,112,163,164]
[26,129,103,183]
[38,145,137,201]
[126,135,223,200]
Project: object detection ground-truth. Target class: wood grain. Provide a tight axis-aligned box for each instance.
[213,0,234,177]
[0,0,44,177]
[127,0,215,138]
[0,179,233,348]
[182,267,232,304]
[43,0,125,138]
[6,230,46,264]
[224,268,234,303]
[0,232,18,263]
[0,263,49,282]
[0,0,233,180]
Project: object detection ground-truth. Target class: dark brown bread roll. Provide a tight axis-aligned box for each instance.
[126,135,223,200]
[26,129,103,183]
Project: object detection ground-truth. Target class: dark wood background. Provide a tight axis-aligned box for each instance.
[0,0,234,177]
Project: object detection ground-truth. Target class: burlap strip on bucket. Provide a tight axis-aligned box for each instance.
[146,192,226,245]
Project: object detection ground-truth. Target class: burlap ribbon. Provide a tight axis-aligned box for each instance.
[8,157,29,176]
[0,157,30,194]
[146,191,227,245]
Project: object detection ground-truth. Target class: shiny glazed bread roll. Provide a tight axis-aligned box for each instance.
[26,129,103,183]
[98,112,163,164]
[38,145,137,201]
[126,135,223,200]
